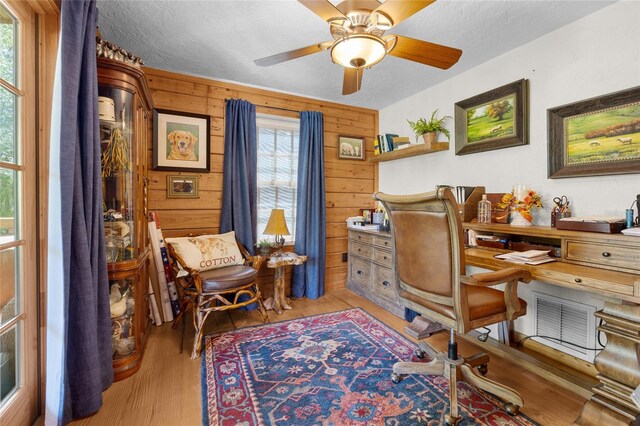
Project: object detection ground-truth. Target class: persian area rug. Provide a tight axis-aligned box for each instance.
[201,308,538,425]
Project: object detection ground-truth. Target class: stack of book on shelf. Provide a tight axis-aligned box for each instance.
[374,133,412,155]
[494,250,556,265]
[621,227,640,236]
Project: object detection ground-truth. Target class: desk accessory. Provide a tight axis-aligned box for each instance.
[477,194,492,223]
[456,185,485,221]
[556,216,626,233]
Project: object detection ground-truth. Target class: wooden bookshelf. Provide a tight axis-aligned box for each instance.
[369,142,449,162]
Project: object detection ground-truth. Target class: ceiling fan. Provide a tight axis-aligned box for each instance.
[254,0,462,95]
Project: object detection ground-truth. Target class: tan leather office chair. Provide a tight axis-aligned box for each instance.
[167,237,269,359]
[374,187,532,425]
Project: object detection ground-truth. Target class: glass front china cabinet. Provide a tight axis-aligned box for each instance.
[97,32,153,380]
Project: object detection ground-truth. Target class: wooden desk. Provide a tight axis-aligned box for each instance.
[463,223,640,425]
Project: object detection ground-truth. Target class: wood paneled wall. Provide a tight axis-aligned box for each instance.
[145,68,378,292]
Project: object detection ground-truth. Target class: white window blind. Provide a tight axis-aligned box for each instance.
[256,114,299,243]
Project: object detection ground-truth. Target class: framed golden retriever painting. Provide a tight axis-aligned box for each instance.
[153,109,210,172]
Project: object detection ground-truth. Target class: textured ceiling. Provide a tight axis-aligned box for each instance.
[96,0,616,110]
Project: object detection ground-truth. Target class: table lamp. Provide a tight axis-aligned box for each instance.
[264,208,290,254]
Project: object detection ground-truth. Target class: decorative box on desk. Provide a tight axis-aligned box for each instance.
[347,228,403,318]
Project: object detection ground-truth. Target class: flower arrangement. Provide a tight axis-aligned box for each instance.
[497,190,543,222]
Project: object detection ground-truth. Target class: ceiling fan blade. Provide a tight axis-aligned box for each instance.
[373,0,435,27]
[254,42,329,67]
[342,67,363,95]
[298,0,347,22]
[335,1,382,15]
[386,35,462,69]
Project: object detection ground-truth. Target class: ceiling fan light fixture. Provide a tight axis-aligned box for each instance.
[330,34,386,69]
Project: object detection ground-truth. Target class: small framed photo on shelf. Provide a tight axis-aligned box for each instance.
[166,175,199,198]
[338,135,365,160]
[548,86,640,178]
[454,79,528,155]
[153,109,210,172]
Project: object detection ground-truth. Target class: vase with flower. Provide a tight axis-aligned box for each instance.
[497,188,543,226]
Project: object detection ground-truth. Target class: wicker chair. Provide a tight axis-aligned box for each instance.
[167,238,268,358]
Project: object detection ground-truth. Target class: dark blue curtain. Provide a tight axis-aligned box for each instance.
[220,99,257,255]
[292,111,326,299]
[58,0,113,423]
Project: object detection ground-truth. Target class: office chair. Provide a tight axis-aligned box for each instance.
[374,187,532,425]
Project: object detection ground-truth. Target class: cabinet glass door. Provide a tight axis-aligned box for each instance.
[99,87,135,263]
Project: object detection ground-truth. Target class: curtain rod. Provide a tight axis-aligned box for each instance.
[225,98,300,114]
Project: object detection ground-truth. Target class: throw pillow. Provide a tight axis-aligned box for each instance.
[166,231,244,272]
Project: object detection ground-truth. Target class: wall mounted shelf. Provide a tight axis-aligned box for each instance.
[369,142,449,162]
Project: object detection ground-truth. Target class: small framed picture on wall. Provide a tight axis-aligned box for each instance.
[153,109,210,172]
[338,135,365,160]
[166,175,199,198]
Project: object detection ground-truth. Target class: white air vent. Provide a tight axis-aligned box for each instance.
[533,292,598,363]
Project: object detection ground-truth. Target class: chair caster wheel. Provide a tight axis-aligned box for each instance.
[506,403,520,416]
[445,414,459,425]
[415,349,426,359]
[391,373,405,383]
[477,364,488,375]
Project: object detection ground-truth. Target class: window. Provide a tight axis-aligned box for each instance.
[0,1,38,423]
[256,115,299,243]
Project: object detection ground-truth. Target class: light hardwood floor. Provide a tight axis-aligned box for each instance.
[73,288,586,425]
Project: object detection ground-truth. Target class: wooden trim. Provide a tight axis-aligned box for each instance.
[0,240,24,251]
[0,77,24,96]
[36,9,59,419]
[0,161,25,171]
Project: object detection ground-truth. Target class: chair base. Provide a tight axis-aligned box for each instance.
[392,341,523,423]
[190,283,269,359]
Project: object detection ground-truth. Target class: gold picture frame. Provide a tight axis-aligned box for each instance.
[166,175,199,198]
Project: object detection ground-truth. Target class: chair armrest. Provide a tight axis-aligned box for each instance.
[461,267,532,287]
[461,267,532,320]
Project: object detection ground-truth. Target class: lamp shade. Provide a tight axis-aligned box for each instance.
[330,34,387,69]
[264,209,290,236]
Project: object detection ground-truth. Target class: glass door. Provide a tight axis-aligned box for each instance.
[0,1,37,423]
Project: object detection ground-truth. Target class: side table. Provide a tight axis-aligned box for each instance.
[264,252,307,314]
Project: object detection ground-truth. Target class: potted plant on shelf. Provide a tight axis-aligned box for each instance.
[256,239,274,256]
[407,109,451,148]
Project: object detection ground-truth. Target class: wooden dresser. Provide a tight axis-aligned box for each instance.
[347,229,403,318]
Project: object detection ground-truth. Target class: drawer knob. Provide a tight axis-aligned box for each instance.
[575,278,582,284]
[357,270,363,275]
[382,281,390,287]
[384,242,388,246]
[602,252,611,257]
[383,256,388,260]
[358,248,361,252]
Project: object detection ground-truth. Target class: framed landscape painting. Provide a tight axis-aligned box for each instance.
[454,79,528,155]
[153,109,210,172]
[548,86,640,178]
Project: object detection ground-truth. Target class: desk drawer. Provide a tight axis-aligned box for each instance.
[349,257,371,288]
[373,235,392,249]
[565,240,640,272]
[372,265,395,300]
[373,248,393,267]
[350,232,373,245]
[351,241,373,259]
